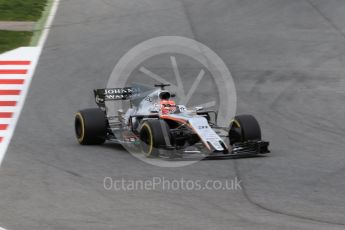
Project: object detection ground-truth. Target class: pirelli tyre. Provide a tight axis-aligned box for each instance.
[75,108,107,145]
[229,114,262,145]
[139,119,171,157]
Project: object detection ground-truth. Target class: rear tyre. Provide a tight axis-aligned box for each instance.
[75,108,107,145]
[139,119,170,157]
[229,114,261,145]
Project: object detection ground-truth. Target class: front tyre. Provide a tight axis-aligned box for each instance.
[75,108,107,145]
[229,114,262,145]
[139,119,170,157]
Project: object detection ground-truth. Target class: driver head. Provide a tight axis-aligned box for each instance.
[160,100,176,114]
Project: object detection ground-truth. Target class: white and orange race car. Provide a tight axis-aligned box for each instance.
[74,83,269,159]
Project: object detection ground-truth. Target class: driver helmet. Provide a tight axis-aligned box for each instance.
[160,100,176,114]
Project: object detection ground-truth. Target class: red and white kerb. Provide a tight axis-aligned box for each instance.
[0,47,41,165]
[0,60,31,143]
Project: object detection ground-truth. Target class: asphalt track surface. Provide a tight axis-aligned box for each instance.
[1,0,345,229]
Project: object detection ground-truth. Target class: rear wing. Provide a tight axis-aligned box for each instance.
[94,84,158,108]
[94,87,140,106]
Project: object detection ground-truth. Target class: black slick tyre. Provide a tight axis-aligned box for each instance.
[229,114,262,144]
[75,108,107,145]
[139,119,170,157]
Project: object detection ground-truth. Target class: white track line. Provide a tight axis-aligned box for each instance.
[38,0,60,48]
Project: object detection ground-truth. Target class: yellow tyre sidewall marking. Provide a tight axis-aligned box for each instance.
[230,119,241,128]
[141,123,154,156]
[76,112,85,143]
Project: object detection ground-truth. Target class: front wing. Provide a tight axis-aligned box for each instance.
[107,126,269,160]
[157,140,270,160]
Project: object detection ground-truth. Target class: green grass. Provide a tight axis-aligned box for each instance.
[0,0,48,21]
[0,30,33,53]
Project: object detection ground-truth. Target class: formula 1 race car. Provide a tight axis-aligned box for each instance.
[74,83,269,159]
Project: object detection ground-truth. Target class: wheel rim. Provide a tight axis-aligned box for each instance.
[140,125,153,156]
[75,113,85,143]
[229,119,242,144]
